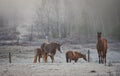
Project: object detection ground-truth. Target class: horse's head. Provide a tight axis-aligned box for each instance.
[55,43,63,53]
[97,32,102,38]
[82,54,87,61]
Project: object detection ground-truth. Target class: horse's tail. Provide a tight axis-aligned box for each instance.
[33,49,38,63]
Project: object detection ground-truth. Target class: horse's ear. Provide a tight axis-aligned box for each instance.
[97,32,102,34]
[97,32,100,34]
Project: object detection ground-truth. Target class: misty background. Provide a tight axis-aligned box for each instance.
[0,0,120,44]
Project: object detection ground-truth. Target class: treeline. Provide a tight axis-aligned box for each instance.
[0,0,120,42]
[30,0,120,41]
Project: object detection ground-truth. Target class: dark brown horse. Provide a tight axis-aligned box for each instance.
[33,48,42,63]
[96,32,107,64]
[66,51,87,63]
[41,42,62,63]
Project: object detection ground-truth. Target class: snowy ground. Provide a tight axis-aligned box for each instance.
[0,43,120,76]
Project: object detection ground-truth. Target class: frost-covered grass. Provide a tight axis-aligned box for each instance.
[0,63,117,76]
[0,43,120,76]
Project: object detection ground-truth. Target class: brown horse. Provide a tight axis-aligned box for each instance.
[66,51,87,63]
[96,32,107,64]
[41,42,62,63]
[33,48,42,63]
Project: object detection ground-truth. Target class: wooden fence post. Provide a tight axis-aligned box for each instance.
[9,52,11,63]
[88,50,90,62]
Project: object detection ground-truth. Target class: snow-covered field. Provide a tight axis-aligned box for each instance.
[0,43,120,76]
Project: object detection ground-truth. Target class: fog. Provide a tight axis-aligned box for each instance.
[0,0,35,25]
[0,0,120,41]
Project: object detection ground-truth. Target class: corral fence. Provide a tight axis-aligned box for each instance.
[0,49,119,65]
[0,52,12,63]
[0,51,33,63]
[1,50,120,76]
[0,50,91,63]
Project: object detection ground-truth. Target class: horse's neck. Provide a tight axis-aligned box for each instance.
[97,37,105,50]
[73,52,76,56]
[72,52,78,59]
[79,53,83,58]
[75,52,82,58]
[54,49,57,54]
[51,45,57,54]
[98,37,103,43]
[49,43,59,54]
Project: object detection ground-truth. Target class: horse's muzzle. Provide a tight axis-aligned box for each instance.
[59,47,63,53]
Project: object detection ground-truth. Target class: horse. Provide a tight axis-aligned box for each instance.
[33,48,42,63]
[41,42,62,63]
[66,51,87,63]
[96,32,107,65]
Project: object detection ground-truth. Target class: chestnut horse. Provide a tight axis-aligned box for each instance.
[96,32,107,64]
[41,42,62,63]
[33,48,42,63]
[66,51,87,63]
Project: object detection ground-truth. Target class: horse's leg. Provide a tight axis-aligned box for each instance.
[99,55,101,64]
[100,51,103,64]
[38,54,41,63]
[105,54,107,65]
[43,54,46,63]
[102,51,106,64]
[99,55,100,63]
[66,58,69,63]
[66,56,68,63]
[70,59,71,63]
[75,59,78,63]
[103,54,106,65]
[66,58,68,63]
[45,56,48,63]
[52,56,54,63]
[98,54,101,64]
[98,50,101,64]
[105,56,106,65]
[102,57,105,64]
[33,54,37,63]
[101,55,104,64]
[104,49,107,65]
[67,58,69,63]
[50,56,54,63]
[67,59,70,63]
[101,56,103,64]
[102,57,104,64]
[44,53,48,63]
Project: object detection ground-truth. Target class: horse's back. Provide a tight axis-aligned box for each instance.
[74,51,80,58]
[42,42,60,52]
[41,42,49,52]
[66,51,79,59]
[66,51,72,55]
